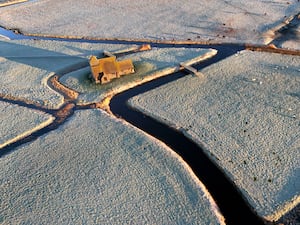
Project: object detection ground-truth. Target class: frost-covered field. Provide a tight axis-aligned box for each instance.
[0,38,225,224]
[0,109,224,224]
[60,47,216,104]
[0,0,299,224]
[0,39,136,108]
[0,39,216,107]
[0,0,299,48]
[0,101,54,148]
[129,50,300,221]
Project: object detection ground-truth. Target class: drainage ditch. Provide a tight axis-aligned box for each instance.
[0,27,288,224]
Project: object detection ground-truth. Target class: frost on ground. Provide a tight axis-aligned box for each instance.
[0,0,299,47]
[60,47,216,104]
[263,13,300,50]
[0,39,135,108]
[0,101,54,149]
[0,109,225,225]
[129,50,300,222]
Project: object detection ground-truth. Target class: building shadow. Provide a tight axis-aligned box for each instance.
[0,40,87,73]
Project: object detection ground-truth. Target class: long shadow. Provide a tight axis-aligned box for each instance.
[110,45,268,225]
[272,12,300,47]
[0,40,87,71]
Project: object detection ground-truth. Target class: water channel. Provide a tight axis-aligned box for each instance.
[0,27,273,225]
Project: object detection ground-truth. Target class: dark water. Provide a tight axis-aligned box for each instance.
[110,45,267,225]
[1,28,268,224]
